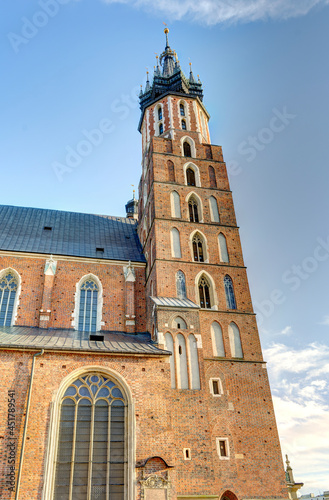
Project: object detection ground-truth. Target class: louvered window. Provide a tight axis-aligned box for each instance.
[78,279,99,332]
[0,273,18,326]
[54,374,126,500]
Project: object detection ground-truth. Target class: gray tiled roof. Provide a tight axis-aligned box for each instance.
[0,326,169,356]
[151,297,199,308]
[0,205,145,262]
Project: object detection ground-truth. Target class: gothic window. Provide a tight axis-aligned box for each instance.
[188,198,199,222]
[53,373,126,499]
[180,103,185,116]
[198,275,211,309]
[183,141,192,157]
[171,191,181,218]
[209,196,220,222]
[186,168,196,186]
[78,278,99,332]
[211,321,225,357]
[181,119,187,130]
[218,233,229,263]
[167,160,175,182]
[159,123,163,135]
[172,316,187,329]
[208,166,217,187]
[176,270,187,299]
[177,334,189,389]
[188,334,201,389]
[228,322,243,358]
[165,333,176,389]
[224,275,236,310]
[171,228,182,258]
[192,234,204,262]
[158,107,163,120]
[0,272,18,326]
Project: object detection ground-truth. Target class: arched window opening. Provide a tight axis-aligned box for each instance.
[78,278,99,332]
[189,334,201,389]
[209,196,220,222]
[199,275,211,309]
[192,234,204,262]
[158,107,163,120]
[186,168,196,186]
[176,270,187,299]
[224,275,236,310]
[188,198,199,222]
[211,322,225,357]
[229,322,243,358]
[159,123,163,135]
[171,228,182,258]
[171,191,181,218]
[172,316,187,329]
[218,233,229,263]
[181,119,187,130]
[177,334,189,389]
[180,103,185,116]
[208,166,217,188]
[53,373,126,498]
[0,272,18,326]
[183,141,192,157]
[167,160,175,182]
[165,333,176,389]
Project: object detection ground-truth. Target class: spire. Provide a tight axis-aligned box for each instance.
[189,62,196,83]
[160,28,176,77]
[285,455,294,483]
[144,71,150,93]
[154,55,161,76]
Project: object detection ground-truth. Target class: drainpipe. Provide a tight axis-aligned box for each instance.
[15,349,44,500]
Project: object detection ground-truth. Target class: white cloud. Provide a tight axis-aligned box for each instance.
[319,315,329,325]
[264,342,329,495]
[101,0,329,25]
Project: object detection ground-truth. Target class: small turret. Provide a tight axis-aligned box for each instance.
[125,190,138,220]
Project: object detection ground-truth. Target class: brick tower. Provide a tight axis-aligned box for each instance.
[137,28,288,499]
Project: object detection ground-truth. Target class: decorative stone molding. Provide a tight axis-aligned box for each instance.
[44,255,57,276]
[140,474,171,500]
[123,261,136,282]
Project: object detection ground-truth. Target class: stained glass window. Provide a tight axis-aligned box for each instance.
[78,279,99,332]
[224,275,236,310]
[199,276,211,309]
[0,273,18,326]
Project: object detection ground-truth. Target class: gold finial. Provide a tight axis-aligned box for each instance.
[164,27,169,34]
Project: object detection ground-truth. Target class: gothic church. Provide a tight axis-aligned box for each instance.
[0,30,289,500]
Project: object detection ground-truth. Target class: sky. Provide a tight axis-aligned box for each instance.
[1,0,329,494]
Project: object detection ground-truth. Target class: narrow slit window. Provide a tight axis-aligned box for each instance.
[159,123,163,135]
[181,119,186,130]
[158,107,163,120]
[180,103,185,116]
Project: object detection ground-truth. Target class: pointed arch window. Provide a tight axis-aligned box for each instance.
[0,272,18,326]
[218,233,229,263]
[209,196,220,222]
[180,103,185,116]
[224,275,236,310]
[211,322,225,357]
[188,197,199,222]
[199,275,211,309]
[171,191,181,218]
[159,123,163,135]
[186,168,196,186]
[165,333,176,389]
[167,160,175,182]
[192,234,204,262]
[177,334,189,389]
[183,141,192,157]
[158,107,163,120]
[171,228,182,258]
[188,334,201,390]
[78,278,99,332]
[53,373,126,498]
[208,166,217,188]
[229,322,243,358]
[176,270,187,299]
[172,316,187,329]
[181,119,187,130]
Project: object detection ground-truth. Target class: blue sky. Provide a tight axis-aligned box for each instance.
[1,0,329,494]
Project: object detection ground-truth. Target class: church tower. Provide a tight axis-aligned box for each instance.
[137,29,288,499]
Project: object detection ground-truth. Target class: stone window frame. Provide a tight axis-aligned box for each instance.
[178,99,190,131]
[181,136,196,158]
[155,103,164,137]
[190,229,208,263]
[170,227,182,258]
[218,233,229,263]
[183,162,201,187]
[0,267,21,326]
[42,366,135,500]
[194,270,218,310]
[209,377,223,397]
[216,437,230,460]
[73,273,103,332]
[187,192,203,223]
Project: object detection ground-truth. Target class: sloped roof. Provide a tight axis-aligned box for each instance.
[0,326,169,356]
[151,297,199,309]
[0,205,145,262]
